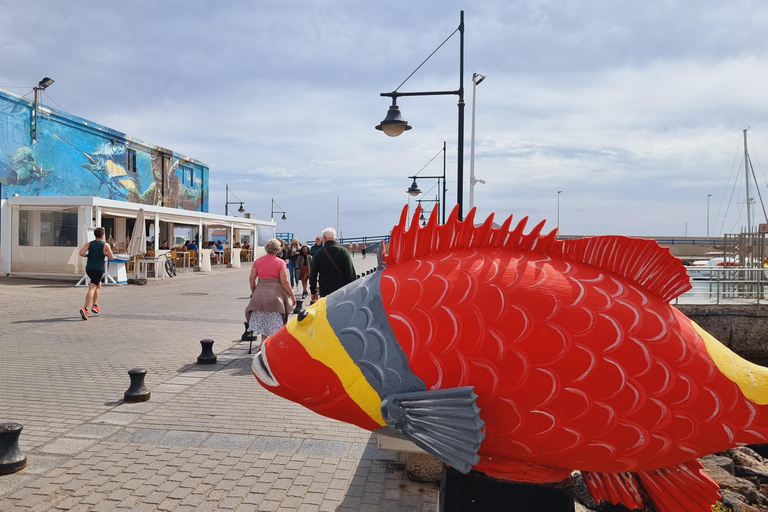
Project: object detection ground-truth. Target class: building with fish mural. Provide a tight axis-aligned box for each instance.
[0,87,274,277]
[0,89,208,209]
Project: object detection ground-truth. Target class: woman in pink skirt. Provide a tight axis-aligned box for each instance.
[245,238,295,346]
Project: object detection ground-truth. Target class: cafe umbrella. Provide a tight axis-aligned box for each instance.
[127,208,147,257]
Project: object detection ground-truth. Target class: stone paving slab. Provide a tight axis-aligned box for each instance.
[0,254,440,511]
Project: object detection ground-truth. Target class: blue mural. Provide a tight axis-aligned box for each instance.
[0,90,209,212]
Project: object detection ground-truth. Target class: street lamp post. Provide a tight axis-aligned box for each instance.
[469,73,486,210]
[406,142,447,224]
[31,77,54,143]
[707,193,712,237]
[271,198,287,221]
[224,184,246,216]
[416,197,440,226]
[376,11,466,219]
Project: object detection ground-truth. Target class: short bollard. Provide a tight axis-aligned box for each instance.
[0,423,27,475]
[124,368,151,403]
[197,339,217,364]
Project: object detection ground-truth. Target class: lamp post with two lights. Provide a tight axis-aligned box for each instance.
[407,141,447,224]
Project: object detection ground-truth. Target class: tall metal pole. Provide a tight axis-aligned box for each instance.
[442,141,447,224]
[31,87,39,143]
[469,75,477,211]
[745,128,752,232]
[707,194,712,237]
[225,184,229,216]
[456,10,465,220]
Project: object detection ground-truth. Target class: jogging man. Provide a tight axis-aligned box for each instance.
[78,227,114,320]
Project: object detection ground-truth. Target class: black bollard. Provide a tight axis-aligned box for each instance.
[197,339,217,364]
[438,466,575,512]
[124,368,151,402]
[0,423,27,475]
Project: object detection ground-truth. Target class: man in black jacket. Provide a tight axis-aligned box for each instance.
[309,227,356,301]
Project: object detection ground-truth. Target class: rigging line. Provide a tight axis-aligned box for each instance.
[414,147,444,177]
[716,135,744,236]
[42,91,69,114]
[748,155,768,224]
[393,27,460,93]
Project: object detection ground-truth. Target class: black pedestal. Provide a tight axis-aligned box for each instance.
[124,368,151,403]
[0,423,27,475]
[197,339,217,364]
[439,466,575,512]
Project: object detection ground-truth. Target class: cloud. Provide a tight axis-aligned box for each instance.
[4,1,768,241]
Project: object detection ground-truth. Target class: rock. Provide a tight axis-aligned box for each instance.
[574,501,597,512]
[720,491,761,512]
[702,454,736,475]
[735,465,768,486]
[728,447,768,470]
[702,463,758,493]
[572,472,600,510]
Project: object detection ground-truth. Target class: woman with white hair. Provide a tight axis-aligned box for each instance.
[244,238,296,345]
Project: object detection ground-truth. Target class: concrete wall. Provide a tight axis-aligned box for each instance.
[677,304,768,363]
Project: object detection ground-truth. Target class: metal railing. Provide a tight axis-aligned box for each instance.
[678,266,768,304]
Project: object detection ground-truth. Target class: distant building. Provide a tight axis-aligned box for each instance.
[0,88,273,277]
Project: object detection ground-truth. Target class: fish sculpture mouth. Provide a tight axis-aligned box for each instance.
[252,349,278,387]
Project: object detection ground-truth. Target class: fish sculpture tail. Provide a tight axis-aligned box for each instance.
[582,460,720,512]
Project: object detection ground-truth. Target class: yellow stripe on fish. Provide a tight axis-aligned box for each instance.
[692,320,768,405]
[286,298,386,426]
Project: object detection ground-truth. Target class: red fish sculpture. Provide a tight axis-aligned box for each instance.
[252,206,768,512]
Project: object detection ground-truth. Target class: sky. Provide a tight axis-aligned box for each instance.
[3,0,768,242]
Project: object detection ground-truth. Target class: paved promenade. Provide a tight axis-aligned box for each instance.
[0,254,439,511]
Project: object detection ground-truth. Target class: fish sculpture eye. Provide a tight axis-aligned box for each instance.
[297,309,312,324]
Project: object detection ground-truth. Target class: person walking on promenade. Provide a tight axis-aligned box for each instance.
[310,227,356,303]
[310,236,323,256]
[78,227,114,320]
[296,245,313,299]
[287,239,301,289]
[245,238,295,346]
[361,244,367,259]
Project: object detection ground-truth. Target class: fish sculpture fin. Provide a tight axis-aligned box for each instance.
[380,387,485,474]
[387,205,691,302]
[582,459,721,512]
[560,236,692,301]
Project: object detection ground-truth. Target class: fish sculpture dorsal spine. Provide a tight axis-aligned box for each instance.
[387,205,692,302]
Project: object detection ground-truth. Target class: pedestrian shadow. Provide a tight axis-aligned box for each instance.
[335,434,441,510]
[11,317,84,324]
[175,347,256,377]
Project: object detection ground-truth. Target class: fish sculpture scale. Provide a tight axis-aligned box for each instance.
[252,205,768,512]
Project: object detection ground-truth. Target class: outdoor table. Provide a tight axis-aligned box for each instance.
[136,255,166,282]
[177,251,190,268]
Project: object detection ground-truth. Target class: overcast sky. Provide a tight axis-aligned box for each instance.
[3,0,768,241]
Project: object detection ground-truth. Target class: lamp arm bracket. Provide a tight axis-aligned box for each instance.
[381,90,460,99]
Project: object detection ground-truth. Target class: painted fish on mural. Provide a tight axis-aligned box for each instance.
[54,135,139,200]
[0,147,52,186]
[251,205,768,512]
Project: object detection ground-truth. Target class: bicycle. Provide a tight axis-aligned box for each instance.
[164,256,177,277]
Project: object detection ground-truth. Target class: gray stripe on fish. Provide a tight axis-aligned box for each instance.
[325,271,426,398]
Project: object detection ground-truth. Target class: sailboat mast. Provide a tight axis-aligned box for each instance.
[744,128,752,232]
